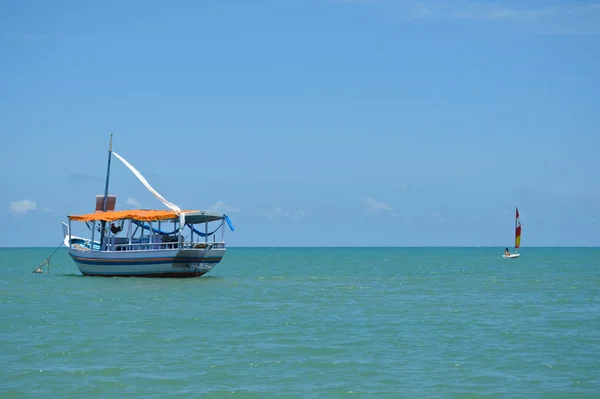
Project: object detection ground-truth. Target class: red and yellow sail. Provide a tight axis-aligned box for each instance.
[515,207,521,249]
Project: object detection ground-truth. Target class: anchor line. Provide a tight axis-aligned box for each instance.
[186,243,212,276]
[197,243,213,276]
[33,240,64,274]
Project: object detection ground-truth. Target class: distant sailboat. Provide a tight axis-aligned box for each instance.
[503,207,521,258]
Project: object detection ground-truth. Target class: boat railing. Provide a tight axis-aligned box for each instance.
[109,241,226,252]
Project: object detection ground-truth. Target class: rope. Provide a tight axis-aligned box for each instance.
[188,221,223,237]
[187,243,212,276]
[33,240,64,274]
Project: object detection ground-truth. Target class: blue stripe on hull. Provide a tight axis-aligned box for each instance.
[70,257,222,266]
[80,271,209,278]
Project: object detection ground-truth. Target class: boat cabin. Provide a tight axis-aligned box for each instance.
[67,197,230,252]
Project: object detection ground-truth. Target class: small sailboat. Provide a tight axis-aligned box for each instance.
[503,207,521,258]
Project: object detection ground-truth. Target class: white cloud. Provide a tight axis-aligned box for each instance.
[127,197,142,208]
[334,0,557,20]
[9,199,37,214]
[272,207,286,216]
[335,0,600,34]
[408,3,554,21]
[364,197,394,212]
[495,209,512,217]
[258,206,307,220]
[209,201,240,213]
[432,212,445,222]
[546,184,598,197]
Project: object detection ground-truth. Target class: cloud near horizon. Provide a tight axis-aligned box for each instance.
[67,172,104,184]
[9,199,36,214]
[9,199,54,215]
[431,212,445,222]
[364,197,394,212]
[209,201,240,213]
[127,197,142,208]
[258,206,307,220]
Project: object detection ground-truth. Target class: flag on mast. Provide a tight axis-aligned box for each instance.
[515,207,521,249]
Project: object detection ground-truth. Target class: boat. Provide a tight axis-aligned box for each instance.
[62,135,235,277]
[503,207,521,258]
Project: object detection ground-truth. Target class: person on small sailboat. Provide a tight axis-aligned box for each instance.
[504,248,510,257]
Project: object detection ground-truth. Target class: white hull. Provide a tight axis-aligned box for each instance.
[68,247,226,277]
[502,253,520,258]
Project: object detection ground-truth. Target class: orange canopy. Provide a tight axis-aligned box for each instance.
[68,209,199,222]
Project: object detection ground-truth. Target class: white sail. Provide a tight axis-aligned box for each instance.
[112,152,181,214]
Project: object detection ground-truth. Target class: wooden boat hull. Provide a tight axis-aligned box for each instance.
[68,247,226,277]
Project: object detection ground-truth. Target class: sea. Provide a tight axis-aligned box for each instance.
[1,247,599,398]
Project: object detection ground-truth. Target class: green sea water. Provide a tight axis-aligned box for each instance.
[1,247,599,398]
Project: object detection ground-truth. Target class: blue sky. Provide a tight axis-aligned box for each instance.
[1,0,599,247]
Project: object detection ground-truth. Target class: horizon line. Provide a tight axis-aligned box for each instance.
[2,245,599,249]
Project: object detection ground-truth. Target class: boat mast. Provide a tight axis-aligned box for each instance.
[100,134,113,250]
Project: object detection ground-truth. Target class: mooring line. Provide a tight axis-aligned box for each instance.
[33,240,64,274]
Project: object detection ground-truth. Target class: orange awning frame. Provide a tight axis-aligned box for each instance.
[68,209,199,222]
